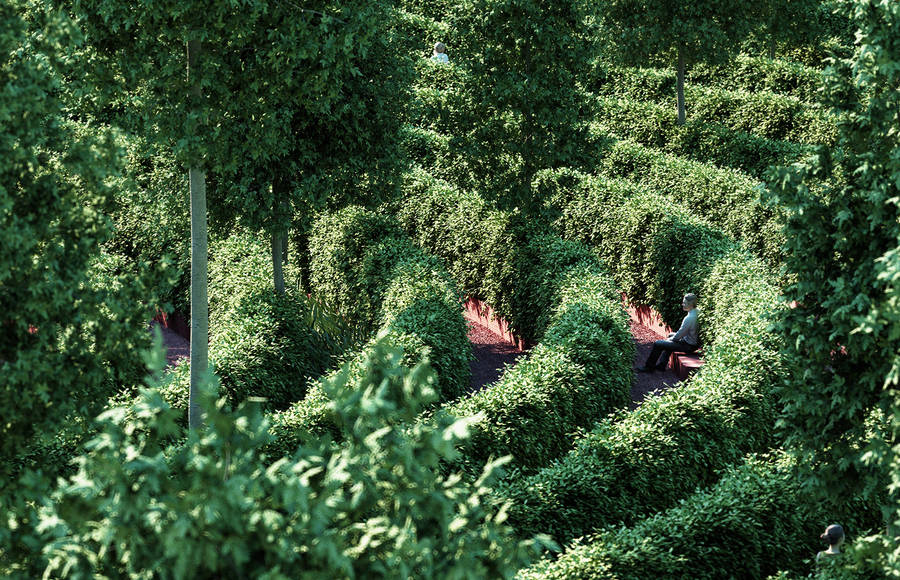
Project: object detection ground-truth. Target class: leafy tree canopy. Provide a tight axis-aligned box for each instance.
[767,0,900,573]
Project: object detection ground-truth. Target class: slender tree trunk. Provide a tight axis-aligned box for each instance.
[272,230,284,295]
[187,38,208,431]
[271,181,287,295]
[768,33,776,60]
[676,47,686,126]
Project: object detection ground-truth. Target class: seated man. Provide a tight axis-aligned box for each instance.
[637,293,699,373]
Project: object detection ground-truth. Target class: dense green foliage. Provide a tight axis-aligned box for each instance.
[0,1,151,478]
[593,96,807,177]
[689,54,824,103]
[598,147,783,265]
[501,184,783,541]
[397,171,634,473]
[449,0,595,212]
[23,340,542,578]
[159,234,339,414]
[767,0,900,573]
[517,453,848,580]
[592,65,838,145]
[265,205,470,455]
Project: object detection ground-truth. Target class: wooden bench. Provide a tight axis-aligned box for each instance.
[621,293,705,380]
[671,349,704,380]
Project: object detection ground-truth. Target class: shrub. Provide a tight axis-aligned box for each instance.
[572,142,786,266]
[397,171,633,473]
[397,168,522,332]
[445,246,633,473]
[498,175,784,543]
[516,454,841,580]
[26,339,543,579]
[593,95,808,177]
[265,206,471,455]
[691,53,824,103]
[591,64,837,145]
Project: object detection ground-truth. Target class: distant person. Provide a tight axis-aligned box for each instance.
[637,293,699,373]
[432,42,449,63]
[816,524,845,564]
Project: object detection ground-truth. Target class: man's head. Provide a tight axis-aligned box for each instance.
[682,293,697,311]
[820,524,845,547]
[434,42,447,54]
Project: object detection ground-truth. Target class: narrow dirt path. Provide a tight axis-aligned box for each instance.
[467,320,524,393]
[629,319,680,409]
[151,321,189,368]
[154,316,680,409]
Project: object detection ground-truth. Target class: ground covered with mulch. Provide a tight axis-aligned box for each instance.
[154,317,678,409]
[467,320,524,393]
[629,319,679,410]
[151,321,189,368]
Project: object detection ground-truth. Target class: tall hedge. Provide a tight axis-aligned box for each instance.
[265,206,471,457]
[591,65,837,145]
[593,95,808,177]
[516,454,838,580]
[397,170,634,473]
[498,174,783,543]
[601,144,783,265]
[689,53,824,103]
[158,233,338,415]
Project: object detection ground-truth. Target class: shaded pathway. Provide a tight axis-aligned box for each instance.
[629,319,680,409]
[467,320,524,393]
[151,321,189,368]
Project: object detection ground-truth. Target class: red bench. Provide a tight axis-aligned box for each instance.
[621,294,705,380]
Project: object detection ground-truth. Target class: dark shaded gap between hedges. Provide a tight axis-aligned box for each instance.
[154,317,679,408]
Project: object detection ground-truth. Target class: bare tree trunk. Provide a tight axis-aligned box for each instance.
[769,34,776,59]
[272,230,284,295]
[676,46,686,126]
[187,38,208,431]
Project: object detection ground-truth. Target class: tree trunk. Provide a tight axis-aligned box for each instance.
[271,181,287,295]
[768,33,776,60]
[187,38,208,431]
[676,47,686,126]
[272,230,284,295]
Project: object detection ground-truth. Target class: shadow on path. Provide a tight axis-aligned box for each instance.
[629,319,680,410]
[467,320,524,394]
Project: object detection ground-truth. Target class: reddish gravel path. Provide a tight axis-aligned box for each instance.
[154,316,678,409]
[467,320,524,393]
[629,319,679,409]
[151,321,189,368]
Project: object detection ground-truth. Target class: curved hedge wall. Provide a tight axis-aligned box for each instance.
[591,65,837,146]
[397,170,634,473]
[591,54,824,104]
[592,96,807,177]
[265,206,471,458]
[498,172,784,543]
[160,233,337,414]
[516,454,829,580]
[596,143,784,266]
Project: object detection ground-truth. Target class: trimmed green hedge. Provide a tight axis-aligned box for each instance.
[397,170,633,473]
[516,454,830,580]
[265,206,471,458]
[593,95,808,177]
[159,234,337,414]
[596,143,784,266]
[535,160,784,271]
[498,175,783,543]
[691,54,824,103]
[592,54,824,104]
[307,205,470,399]
[444,236,633,473]
[592,65,836,145]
